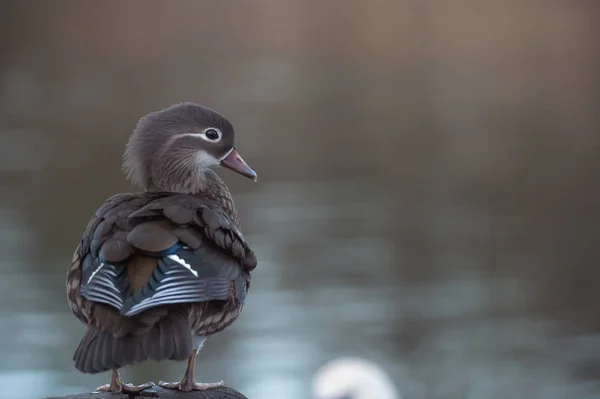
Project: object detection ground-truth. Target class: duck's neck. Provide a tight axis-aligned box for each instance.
[198,170,240,226]
[146,169,240,227]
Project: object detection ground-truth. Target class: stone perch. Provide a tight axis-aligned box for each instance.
[44,386,247,399]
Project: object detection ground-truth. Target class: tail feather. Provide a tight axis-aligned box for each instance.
[74,318,193,374]
[142,322,162,361]
[100,331,114,371]
[73,326,97,372]
[158,320,174,361]
[93,330,109,372]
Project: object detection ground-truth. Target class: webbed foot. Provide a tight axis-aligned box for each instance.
[94,369,154,393]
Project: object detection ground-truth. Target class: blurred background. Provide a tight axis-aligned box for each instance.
[0,1,599,398]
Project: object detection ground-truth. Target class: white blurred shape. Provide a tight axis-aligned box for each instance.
[312,357,400,399]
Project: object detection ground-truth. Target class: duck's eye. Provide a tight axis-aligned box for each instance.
[203,128,221,141]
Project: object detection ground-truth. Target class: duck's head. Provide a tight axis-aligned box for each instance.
[123,102,257,193]
[312,357,400,399]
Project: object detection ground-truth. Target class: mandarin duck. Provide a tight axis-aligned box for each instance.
[65,103,258,393]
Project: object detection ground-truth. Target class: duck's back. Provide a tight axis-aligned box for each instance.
[66,191,257,374]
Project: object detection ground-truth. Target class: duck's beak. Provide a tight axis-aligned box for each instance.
[221,148,258,181]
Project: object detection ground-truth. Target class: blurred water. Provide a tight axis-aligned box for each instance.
[1,1,600,399]
[1,174,600,399]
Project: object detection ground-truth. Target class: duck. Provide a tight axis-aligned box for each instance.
[312,357,401,399]
[65,102,258,394]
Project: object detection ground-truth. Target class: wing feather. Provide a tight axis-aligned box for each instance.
[69,192,255,324]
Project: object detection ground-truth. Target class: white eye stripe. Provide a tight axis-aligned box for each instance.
[178,128,222,142]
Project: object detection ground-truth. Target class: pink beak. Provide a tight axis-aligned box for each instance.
[220,149,257,181]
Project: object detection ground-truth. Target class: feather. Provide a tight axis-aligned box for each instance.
[68,191,255,372]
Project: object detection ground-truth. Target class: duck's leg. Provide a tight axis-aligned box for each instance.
[95,369,155,394]
[158,339,224,391]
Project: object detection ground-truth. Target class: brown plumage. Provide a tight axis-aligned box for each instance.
[65,103,258,393]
